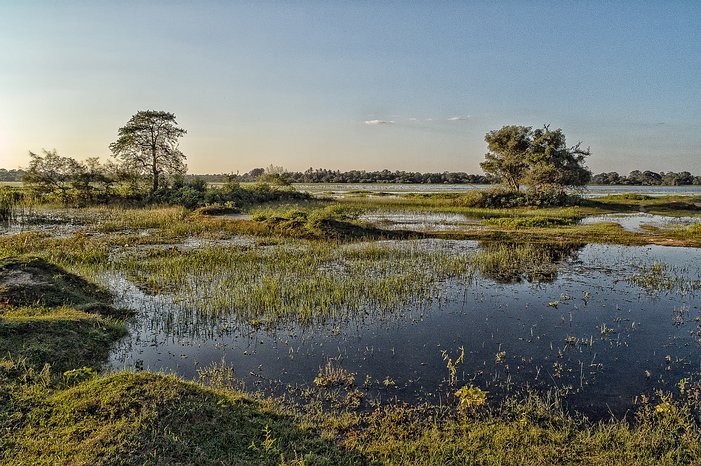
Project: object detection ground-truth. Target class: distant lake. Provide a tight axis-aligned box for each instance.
[292,183,701,198]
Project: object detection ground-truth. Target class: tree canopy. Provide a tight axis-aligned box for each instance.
[481,125,591,192]
[109,110,187,192]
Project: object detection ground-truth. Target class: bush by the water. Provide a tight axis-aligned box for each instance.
[475,188,581,208]
[144,179,312,209]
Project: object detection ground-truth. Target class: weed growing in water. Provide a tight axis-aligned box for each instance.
[314,360,355,388]
[441,346,465,387]
[471,241,582,284]
[113,240,474,327]
[628,261,701,296]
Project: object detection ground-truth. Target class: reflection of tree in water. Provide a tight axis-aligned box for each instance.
[474,241,584,284]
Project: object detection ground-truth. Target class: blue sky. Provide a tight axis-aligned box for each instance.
[1,1,699,174]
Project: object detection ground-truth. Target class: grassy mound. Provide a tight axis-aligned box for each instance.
[0,256,129,372]
[0,306,126,373]
[251,207,420,240]
[2,372,367,466]
[0,256,113,310]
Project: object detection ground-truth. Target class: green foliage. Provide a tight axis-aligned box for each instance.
[477,187,580,208]
[481,124,591,194]
[250,205,401,240]
[481,125,531,191]
[526,125,591,189]
[0,187,22,222]
[454,385,487,409]
[109,110,187,192]
[484,216,578,228]
[472,242,583,284]
[22,150,115,205]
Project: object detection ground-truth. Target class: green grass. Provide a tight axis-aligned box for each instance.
[483,216,578,228]
[0,306,126,373]
[2,372,367,466]
[0,255,115,310]
[336,392,701,465]
[471,241,582,283]
[114,240,473,326]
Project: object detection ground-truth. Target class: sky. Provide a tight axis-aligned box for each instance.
[0,1,700,175]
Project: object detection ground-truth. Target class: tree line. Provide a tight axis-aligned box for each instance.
[229,167,493,184]
[5,166,700,187]
[591,170,701,186]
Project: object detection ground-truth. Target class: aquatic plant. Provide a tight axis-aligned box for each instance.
[471,241,582,284]
[112,240,474,327]
[454,384,487,409]
[314,360,355,388]
[628,262,701,296]
[441,346,465,387]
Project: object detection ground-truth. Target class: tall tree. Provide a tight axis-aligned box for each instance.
[109,110,187,192]
[480,125,531,191]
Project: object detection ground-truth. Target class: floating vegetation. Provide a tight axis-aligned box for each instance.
[628,262,701,296]
[313,360,355,388]
[441,346,465,387]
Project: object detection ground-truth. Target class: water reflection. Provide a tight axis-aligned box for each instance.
[475,241,584,284]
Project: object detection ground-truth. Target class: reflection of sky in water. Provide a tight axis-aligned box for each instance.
[581,213,701,232]
[359,211,483,231]
[106,242,701,420]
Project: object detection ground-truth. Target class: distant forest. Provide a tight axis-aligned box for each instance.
[2,166,701,186]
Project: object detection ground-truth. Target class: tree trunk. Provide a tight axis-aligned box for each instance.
[151,146,158,192]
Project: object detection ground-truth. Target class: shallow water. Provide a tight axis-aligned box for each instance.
[106,241,701,419]
[359,211,483,231]
[293,183,701,198]
[580,212,701,232]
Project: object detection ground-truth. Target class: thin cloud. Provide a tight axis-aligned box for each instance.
[364,119,394,125]
[447,115,470,121]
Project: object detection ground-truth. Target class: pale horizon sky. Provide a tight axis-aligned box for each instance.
[1,1,700,175]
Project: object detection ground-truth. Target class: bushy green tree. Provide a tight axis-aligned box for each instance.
[22,150,114,204]
[480,125,591,192]
[525,125,591,190]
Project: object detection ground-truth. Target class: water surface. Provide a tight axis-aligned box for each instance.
[107,241,701,419]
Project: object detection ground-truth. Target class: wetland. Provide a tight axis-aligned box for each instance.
[3,186,701,464]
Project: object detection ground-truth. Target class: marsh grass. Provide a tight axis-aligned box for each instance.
[484,216,578,228]
[0,306,126,373]
[0,188,18,223]
[628,262,701,296]
[472,242,582,283]
[114,240,474,326]
[4,202,701,464]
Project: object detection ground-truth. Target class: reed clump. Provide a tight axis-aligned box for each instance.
[113,240,474,327]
